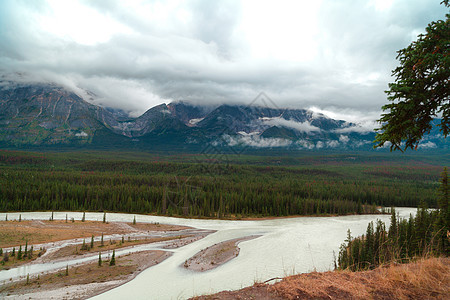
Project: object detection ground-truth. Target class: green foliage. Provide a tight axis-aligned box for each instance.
[0,150,446,217]
[81,239,89,251]
[28,246,33,259]
[91,235,94,249]
[375,2,450,151]
[98,252,102,266]
[109,250,115,266]
[338,206,449,271]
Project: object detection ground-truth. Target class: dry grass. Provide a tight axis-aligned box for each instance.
[193,257,449,300]
[271,257,450,299]
[45,235,187,260]
[0,220,189,248]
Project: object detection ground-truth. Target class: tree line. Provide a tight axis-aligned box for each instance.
[338,168,449,270]
[0,151,443,218]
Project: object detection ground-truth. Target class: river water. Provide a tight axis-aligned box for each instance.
[0,208,416,299]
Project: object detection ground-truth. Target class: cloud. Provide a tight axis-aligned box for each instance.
[339,135,349,143]
[296,140,315,150]
[326,140,339,148]
[223,134,292,148]
[418,141,437,149]
[0,0,446,117]
[261,117,321,133]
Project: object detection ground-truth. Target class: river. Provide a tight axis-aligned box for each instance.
[0,208,416,299]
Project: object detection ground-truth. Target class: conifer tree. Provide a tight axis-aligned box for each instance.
[103,212,106,223]
[81,239,88,251]
[109,250,115,266]
[82,212,85,222]
[91,235,94,249]
[98,252,102,266]
[17,245,22,260]
[101,233,104,247]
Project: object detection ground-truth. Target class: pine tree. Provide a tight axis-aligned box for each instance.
[101,233,104,247]
[3,251,9,262]
[65,264,69,276]
[91,235,94,249]
[103,212,106,223]
[109,250,115,266]
[24,241,28,258]
[81,239,88,251]
[133,216,136,225]
[82,212,85,222]
[17,245,22,260]
[435,167,449,254]
[98,252,102,266]
[19,214,21,222]
[11,247,15,257]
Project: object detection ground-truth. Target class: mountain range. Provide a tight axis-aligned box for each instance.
[0,82,446,151]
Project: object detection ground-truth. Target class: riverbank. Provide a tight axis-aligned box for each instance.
[0,250,171,299]
[192,257,450,299]
[0,219,213,299]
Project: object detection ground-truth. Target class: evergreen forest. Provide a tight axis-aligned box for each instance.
[0,150,448,218]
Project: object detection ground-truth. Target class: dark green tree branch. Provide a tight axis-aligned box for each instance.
[375,1,449,151]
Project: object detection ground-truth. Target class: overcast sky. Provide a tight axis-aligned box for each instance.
[0,0,446,120]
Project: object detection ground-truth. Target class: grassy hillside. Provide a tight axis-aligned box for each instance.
[192,257,449,299]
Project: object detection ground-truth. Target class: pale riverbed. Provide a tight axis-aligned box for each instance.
[0,208,417,299]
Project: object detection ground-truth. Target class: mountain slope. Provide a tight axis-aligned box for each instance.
[0,82,446,151]
[0,83,117,145]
